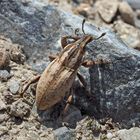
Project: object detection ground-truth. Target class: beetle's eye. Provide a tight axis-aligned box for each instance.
[75,28,80,36]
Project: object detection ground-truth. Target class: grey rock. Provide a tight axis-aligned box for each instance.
[0,0,140,127]
[9,46,26,64]
[114,20,140,50]
[0,126,8,136]
[24,131,41,140]
[9,99,31,118]
[0,0,61,72]
[0,70,12,82]
[125,0,140,9]
[119,1,135,25]
[0,49,10,69]
[7,80,20,94]
[0,114,9,123]
[95,0,119,23]
[54,127,75,140]
[62,105,83,128]
[88,29,140,127]
[134,11,140,29]
[76,117,100,140]
[15,136,28,140]
[106,132,114,139]
[136,9,140,19]
[117,127,140,140]
[0,98,6,110]
[15,130,40,140]
[2,90,15,104]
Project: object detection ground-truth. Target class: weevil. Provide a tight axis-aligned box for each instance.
[22,19,106,113]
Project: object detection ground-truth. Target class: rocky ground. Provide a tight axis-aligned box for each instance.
[0,0,140,140]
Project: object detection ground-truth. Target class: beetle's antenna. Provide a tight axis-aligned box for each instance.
[82,19,86,34]
[95,32,106,40]
[74,19,86,36]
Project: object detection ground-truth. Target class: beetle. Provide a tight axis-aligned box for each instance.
[21,19,105,114]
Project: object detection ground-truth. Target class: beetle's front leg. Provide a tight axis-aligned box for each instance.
[49,36,81,61]
[21,75,41,96]
[82,59,111,67]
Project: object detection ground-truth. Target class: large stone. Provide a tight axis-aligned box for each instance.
[119,1,135,25]
[117,127,140,140]
[125,0,140,10]
[95,0,119,23]
[114,20,140,50]
[134,9,140,29]
[0,0,140,127]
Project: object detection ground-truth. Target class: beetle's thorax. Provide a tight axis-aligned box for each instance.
[58,35,93,70]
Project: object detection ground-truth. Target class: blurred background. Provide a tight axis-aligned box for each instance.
[30,0,140,51]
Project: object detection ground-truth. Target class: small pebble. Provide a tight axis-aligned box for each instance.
[0,114,9,123]
[9,99,31,118]
[0,98,6,110]
[107,132,113,139]
[0,49,10,69]
[8,80,20,94]
[0,70,12,82]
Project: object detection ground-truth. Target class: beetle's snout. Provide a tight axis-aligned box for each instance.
[84,35,93,44]
[79,35,93,48]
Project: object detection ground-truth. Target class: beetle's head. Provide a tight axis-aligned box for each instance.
[58,19,106,69]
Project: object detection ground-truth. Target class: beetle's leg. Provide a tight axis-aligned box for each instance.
[82,59,95,67]
[82,59,111,67]
[77,72,92,97]
[21,75,41,96]
[61,36,80,48]
[62,94,73,117]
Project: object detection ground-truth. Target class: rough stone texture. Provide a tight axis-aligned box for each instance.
[62,105,83,128]
[119,1,135,25]
[0,70,12,81]
[114,20,140,50]
[9,99,31,118]
[0,114,9,123]
[54,127,75,140]
[125,0,140,9]
[0,0,140,128]
[0,49,10,69]
[87,28,140,127]
[73,3,96,19]
[134,10,140,29]
[7,79,20,95]
[75,117,101,140]
[0,98,6,110]
[117,127,140,140]
[136,9,140,19]
[95,0,119,23]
